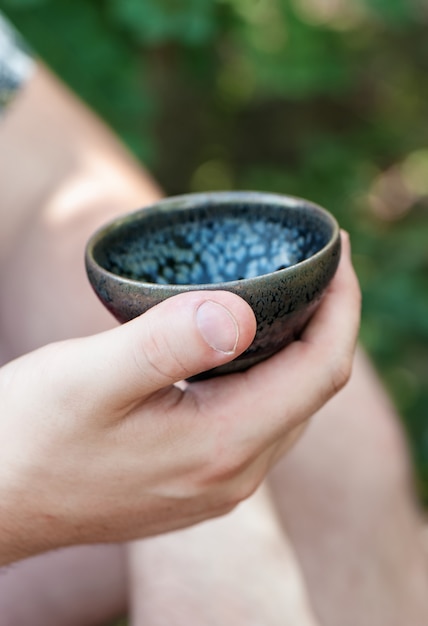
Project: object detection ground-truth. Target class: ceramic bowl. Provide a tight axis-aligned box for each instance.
[85,191,341,378]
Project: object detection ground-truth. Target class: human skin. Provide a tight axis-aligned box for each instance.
[269,347,428,626]
[0,62,426,626]
[0,235,360,566]
[127,348,428,626]
[0,65,361,568]
[0,63,282,624]
[0,65,161,355]
[129,483,319,626]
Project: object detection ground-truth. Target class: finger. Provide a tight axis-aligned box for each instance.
[195,233,361,447]
[300,230,361,354]
[60,291,257,413]
[253,230,361,411]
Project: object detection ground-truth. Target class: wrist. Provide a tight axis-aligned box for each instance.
[0,468,69,566]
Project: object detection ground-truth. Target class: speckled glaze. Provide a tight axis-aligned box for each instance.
[85,191,341,378]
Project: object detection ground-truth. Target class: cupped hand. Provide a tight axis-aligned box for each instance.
[0,232,360,564]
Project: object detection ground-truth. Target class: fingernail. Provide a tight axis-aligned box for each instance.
[196,300,239,354]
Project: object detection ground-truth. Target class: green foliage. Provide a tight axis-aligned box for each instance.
[362,0,417,25]
[108,0,217,45]
[2,0,428,498]
[1,0,46,7]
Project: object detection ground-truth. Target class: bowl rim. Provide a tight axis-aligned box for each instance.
[85,190,341,290]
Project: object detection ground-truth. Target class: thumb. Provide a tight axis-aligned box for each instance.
[63,291,256,411]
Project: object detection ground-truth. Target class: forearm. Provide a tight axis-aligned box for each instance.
[0,64,162,357]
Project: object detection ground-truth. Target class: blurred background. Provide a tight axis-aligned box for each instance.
[2,0,428,499]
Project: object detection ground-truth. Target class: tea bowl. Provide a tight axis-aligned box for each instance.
[85,191,341,378]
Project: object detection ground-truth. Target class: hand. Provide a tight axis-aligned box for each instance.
[0,232,360,564]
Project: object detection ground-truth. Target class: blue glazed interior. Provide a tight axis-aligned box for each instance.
[97,202,330,285]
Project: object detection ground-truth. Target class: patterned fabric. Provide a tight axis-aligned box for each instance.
[0,12,34,114]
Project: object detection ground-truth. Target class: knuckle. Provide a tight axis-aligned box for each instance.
[202,456,262,509]
[234,476,260,504]
[134,324,191,385]
[329,351,353,396]
[208,498,240,518]
[209,491,244,516]
[192,405,264,508]
[223,476,260,510]
[136,340,170,384]
[208,449,251,486]
[194,416,253,488]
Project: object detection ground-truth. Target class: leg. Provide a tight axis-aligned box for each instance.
[0,545,127,626]
[269,347,428,626]
[0,66,160,624]
[128,484,320,626]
